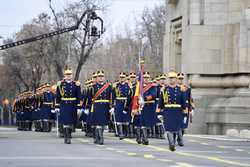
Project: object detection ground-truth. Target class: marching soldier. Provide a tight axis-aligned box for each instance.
[33,87,43,132]
[50,84,57,131]
[133,72,157,145]
[85,72,98,137]
[155,74,166,139]
[40,83,55,132]
[127,72,137,138]
[86,70,113,145]
[29,92,37,131]
[55,68,82,144]
[13,97,21,130]
[23,92,33,131]
[78,79,90,133]
[157,71,187,151]
[112,72,132,140]
[176,72,195,145]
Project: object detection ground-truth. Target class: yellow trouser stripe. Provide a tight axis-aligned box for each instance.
[43,102,53,105]
[94,100,110,103]
[61,98,77,101]
[145,100,155,104]
[116,97,127,100]
[164,104,181,108]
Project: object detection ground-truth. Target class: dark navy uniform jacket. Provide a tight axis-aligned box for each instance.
[113,82,132,123]
[56,80,81,125]
[133,83,157,127]
[158,85,187,132]
[40,91,54,120]
[86,82,113,126]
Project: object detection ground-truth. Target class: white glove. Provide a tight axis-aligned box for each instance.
[51,110,56,113]
[157,115,163,121]
[109,108,115,115]
[84,109,89,115]
[77,109,82,116]
[55,108,60,113]
[190,110,194,117]
[183,116,187,124]
[122,110,127,114]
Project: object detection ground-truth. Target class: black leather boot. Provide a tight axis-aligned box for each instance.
[135,128,142,144]
[142,127,149,145]
[118,124,124,140]
[128,124,134,138]
[94,127,99,144]
[159,125,165,139]
[151,126,156,138]
[167,132,176,151]
[177,130,184,147]
[64,127,71,144]
[99,127,104,145]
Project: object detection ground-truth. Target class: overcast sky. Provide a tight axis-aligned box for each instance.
[0,0,164,40]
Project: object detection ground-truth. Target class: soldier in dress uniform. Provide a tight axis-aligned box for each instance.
[155,74,166,139]
[86,70,113,145]
[85,72,98,138]
[109,80,118,135]
[40,83,55,132]
[133,72,157,145]
[176,73,195,146]
[29,92,37,131]
[127,72,137,138]
[112,72,132,140]
[33,86,43,132]
[55,68,82,144]
[78,79,90,133]
[50,84,57,131]
[13,96,21,130]
[23,92,33,131]
[157,71,188,151]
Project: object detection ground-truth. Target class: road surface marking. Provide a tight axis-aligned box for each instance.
[200,142,209,145]
[176,162,194,167]
[217,156,250,160]
[116,150,125,153]
[121,138,250,167]
[182,151,226,154]
[143,154,154,159]
[235,149,244,152]
[156,158,173,162]
[76,139,89,143]
[105,147,115,151]
[127,152,137,156]
[217,146,230,148]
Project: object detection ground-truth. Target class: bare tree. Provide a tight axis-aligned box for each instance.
[2,13,53,93]
[135,5,167,73]
[48,0,107,81]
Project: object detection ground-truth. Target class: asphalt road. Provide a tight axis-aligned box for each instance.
[0,127,250,167]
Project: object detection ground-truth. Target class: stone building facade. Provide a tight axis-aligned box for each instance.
[163,0,250,135]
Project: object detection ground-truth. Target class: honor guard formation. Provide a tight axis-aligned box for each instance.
[12,66,195,152]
